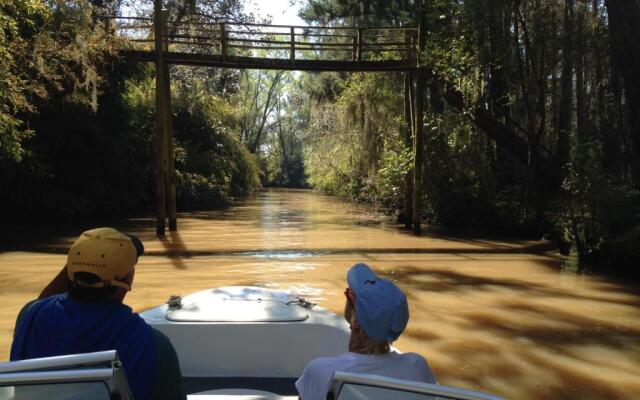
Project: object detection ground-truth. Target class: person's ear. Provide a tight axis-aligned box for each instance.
[349,314,361,332]
[122,269,135,290]
[344,300,353,321]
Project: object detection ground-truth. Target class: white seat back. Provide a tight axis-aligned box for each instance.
[0,351,133,400]
[330,372,505,400]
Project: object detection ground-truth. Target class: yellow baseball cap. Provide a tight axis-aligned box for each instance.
[66,227,143,291]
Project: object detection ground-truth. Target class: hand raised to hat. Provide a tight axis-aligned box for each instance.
[38,265,69,300]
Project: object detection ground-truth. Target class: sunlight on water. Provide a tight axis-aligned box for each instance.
[1,189,639,399]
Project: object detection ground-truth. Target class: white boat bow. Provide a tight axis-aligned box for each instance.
[0,286,505,399]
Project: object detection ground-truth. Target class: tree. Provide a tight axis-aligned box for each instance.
[239,70,285,154]
[297,0,640,272]
[0,0,110,163]
[605,0,640,187]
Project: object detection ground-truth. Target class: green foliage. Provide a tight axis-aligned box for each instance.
[376,144,413,209]
[304,114,363,198]
[1,1,261,220]
[0,0,111,163]
[0,0,47,162]
[554,145,640,274]
[424,7,477,96]
[238,70,309,188]
[304,72,404,201]
[263,128,306,188]
[300,0,415,26]
[2,0,638,277]
[297,0,640,276]
[175,171,231,210]
[416,110,536,231]
[172,68,261,205]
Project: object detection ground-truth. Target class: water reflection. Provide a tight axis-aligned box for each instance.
[0,188,639,399]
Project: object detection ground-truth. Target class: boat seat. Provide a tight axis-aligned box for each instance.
[187,388,298,400]
[329,371,505,400]
[0,351,132,400]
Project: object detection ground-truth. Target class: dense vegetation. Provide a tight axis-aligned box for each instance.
[1,0,638,276]
[0,0,261,218]
[294,0,640,277]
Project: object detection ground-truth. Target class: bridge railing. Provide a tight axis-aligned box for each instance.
[102,16,418,63]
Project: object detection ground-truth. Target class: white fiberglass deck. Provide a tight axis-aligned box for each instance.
[141,286,350,380]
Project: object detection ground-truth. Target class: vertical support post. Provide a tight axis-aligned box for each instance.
[220,22,227,56]
[412,11,427,234]
[166,71,177,232]
[154,0,167,235]
[403,71,414,230]
[403,30,414,230]
[411,31,418,64]
[357,28,363,62]
[290,27,296,61]
[162,10,177,232]
[352,34,357,61]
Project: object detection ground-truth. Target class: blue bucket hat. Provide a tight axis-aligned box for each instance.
[347,263,409,343]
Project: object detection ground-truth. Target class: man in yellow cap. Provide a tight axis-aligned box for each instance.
[10,227,186,400]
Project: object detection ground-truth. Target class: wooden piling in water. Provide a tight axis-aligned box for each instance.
[403,32,414,231]
[163,13,177,232]
[412,12,426,235]
[154,1,167,236]
[154,2,176,235]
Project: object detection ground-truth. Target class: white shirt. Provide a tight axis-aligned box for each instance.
[295,351,437,400]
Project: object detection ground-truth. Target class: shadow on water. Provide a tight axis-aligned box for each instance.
[0,217,158,253]
[495,302,640,352]
[449,309,640,400]
[380,267,640,308]
[159,231,188,270]
[381,266,640,399]
[0,246,562,257]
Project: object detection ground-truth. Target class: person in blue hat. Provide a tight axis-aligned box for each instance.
[295,263,436,400]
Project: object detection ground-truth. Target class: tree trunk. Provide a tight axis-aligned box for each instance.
[241,73,262,145]
[488,0,509,122]
[403,71,413,230]
[441,80,555,183]
[575,5,588,143]
[605,0,640,186]
[594,1,618,173]
[276,97,289,183]
[556,0,575,185]
[412,9,427,234]
[249,71,282,153]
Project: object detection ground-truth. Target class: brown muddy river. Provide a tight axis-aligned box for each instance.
[1,189,639,399]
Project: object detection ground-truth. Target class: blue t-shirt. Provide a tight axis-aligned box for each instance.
[11,294,157,399]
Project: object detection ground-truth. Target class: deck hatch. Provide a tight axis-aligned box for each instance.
[165,286,309,322]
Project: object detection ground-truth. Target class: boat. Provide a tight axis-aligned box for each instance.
[0,286,504,400]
